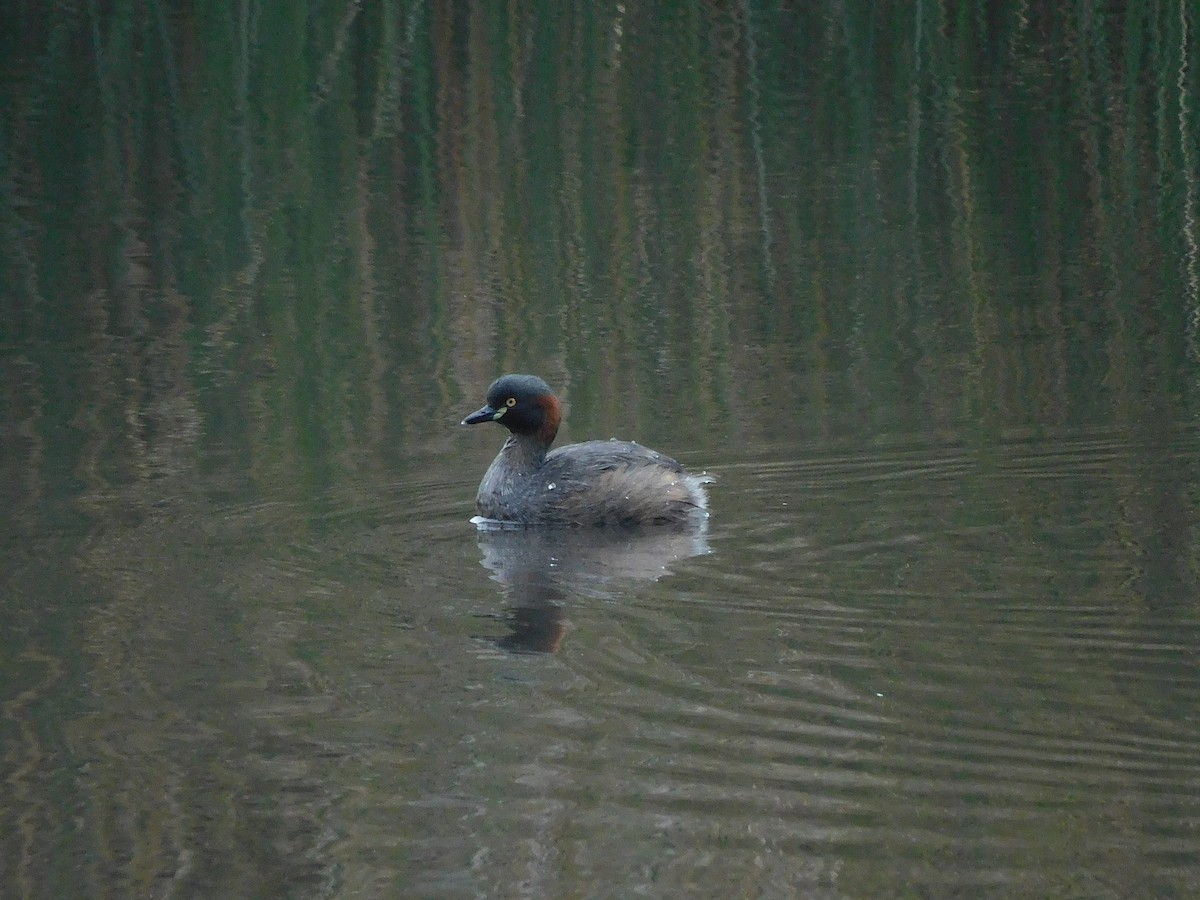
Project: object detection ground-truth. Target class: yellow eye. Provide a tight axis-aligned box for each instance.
[505,397,517,407]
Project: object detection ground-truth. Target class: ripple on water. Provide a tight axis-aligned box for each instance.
[450,426,1200,891]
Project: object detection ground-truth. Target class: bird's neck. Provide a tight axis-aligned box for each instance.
[500,433,550,473]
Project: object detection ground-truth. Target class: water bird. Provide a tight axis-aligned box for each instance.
[461,374,711,526]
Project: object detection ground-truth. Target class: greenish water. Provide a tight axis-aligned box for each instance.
[2,3,1199,897]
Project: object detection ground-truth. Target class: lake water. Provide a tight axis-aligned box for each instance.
[3,3,1199,898]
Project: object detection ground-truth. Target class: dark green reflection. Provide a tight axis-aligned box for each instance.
[2,1,1199,895]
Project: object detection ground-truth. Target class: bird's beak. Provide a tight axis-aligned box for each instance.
[462,404,502,425]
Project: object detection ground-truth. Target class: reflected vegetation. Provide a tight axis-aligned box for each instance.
[3,1,1197,474]
[2,0,1199,896]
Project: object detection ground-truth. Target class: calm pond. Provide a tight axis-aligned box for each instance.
[3,3,1199,897]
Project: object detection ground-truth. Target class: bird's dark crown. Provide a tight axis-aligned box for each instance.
[481,374,560,440]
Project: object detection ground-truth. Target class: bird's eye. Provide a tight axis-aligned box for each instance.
[505,397,517,407]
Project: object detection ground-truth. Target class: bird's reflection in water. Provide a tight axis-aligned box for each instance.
[475,521,711,653]
[498,591,569,654]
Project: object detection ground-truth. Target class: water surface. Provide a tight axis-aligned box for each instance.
[2,2,1199,897]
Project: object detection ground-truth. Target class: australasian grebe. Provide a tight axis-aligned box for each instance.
[462,374,711,526]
